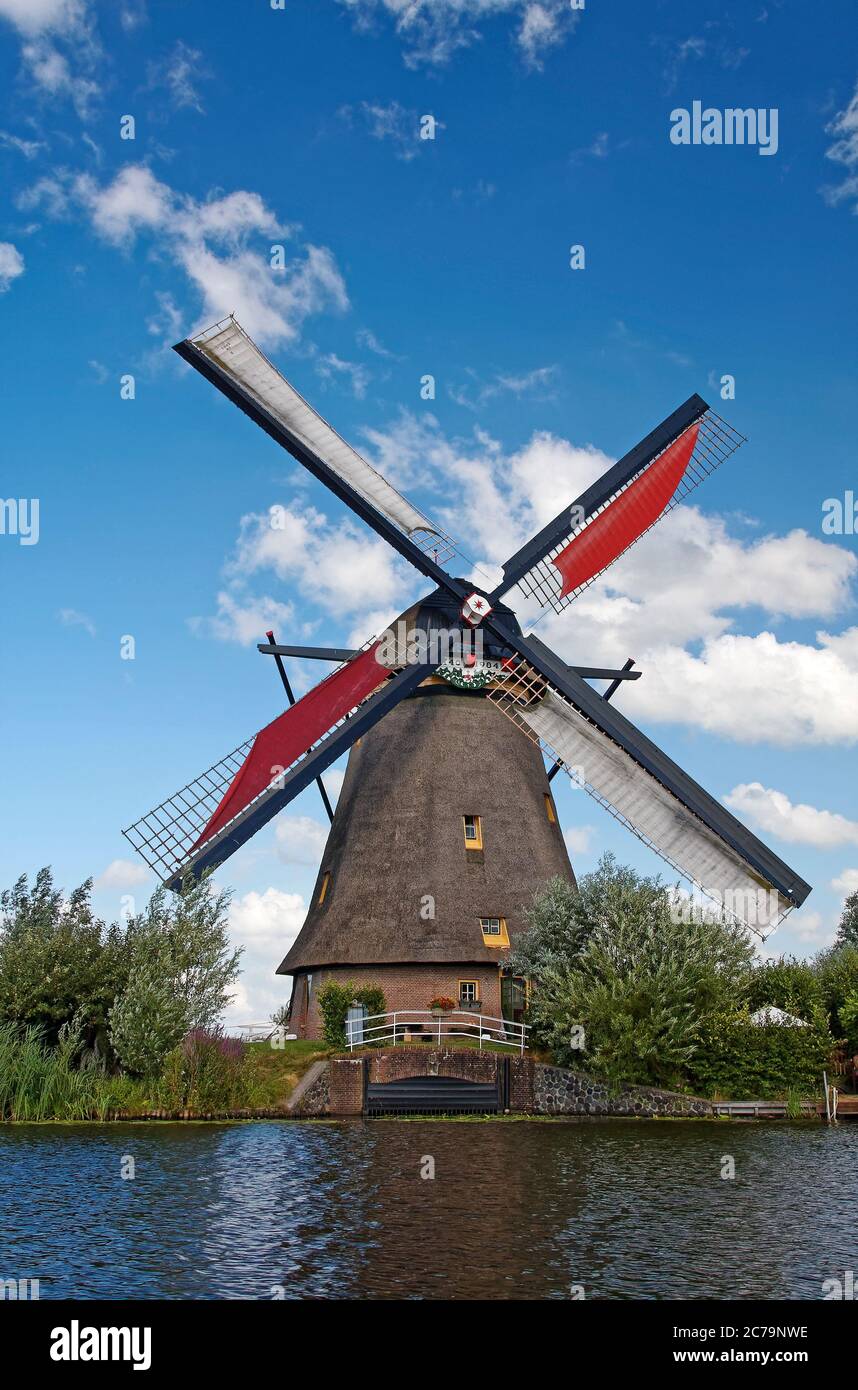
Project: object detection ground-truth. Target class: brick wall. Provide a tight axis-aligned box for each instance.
[290,963,504,1040]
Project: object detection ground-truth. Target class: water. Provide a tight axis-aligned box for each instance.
[1,1119,855,1300]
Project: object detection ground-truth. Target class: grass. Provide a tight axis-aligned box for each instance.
[0,1027,331,1122]
[0,1023,148,1121]
[245,1040,331,1108]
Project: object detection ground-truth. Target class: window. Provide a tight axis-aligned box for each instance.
[463,814,483,849]
[317,872,331,905]
[459,980,479,1004]
[480,917,509,947]
[544,793,556,823]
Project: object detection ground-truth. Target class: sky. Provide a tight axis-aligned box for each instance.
[1,0,857,1024]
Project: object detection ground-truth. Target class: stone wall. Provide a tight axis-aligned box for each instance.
[530,1063,714,1117]
[287,1051,714,1118]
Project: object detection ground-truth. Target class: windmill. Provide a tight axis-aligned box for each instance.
[123,317,810,1031]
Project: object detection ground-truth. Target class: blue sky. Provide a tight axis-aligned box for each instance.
[1,0,857,1020]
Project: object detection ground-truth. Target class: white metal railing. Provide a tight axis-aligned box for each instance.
[346,1009,528,1054]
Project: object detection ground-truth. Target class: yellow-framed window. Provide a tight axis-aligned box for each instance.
[459,980,479,1004]
[480,916,509,947]
[463,814,483,849]
[544,792,557,823]
[317,871,331,905]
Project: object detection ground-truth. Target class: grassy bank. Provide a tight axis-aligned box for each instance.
[0,1025,330,1121]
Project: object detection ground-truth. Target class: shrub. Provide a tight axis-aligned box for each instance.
[0,1022,142,1121]
[153,1028,253,1112]
[688,1009,835,1100]
[518,854,754,1087]
[746,956,826,1022]
[0,869,127,1045]
[317,981,386,1049]
[107,965,189,1078]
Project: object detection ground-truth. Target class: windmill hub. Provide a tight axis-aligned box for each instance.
[461,591,493,626]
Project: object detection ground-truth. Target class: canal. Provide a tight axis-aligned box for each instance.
[1,1119,855,1299]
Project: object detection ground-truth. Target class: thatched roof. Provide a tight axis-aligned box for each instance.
[278,685,576,974]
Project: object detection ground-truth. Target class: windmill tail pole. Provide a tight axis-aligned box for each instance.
[266,630,335,823]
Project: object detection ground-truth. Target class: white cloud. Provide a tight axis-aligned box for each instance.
[146,40,209,112]
[349,413,858,747]
[0,129,45,158]
[789,909,832,946]
[832,869,858,899]
[822,79,858,212]
[724,783,858,849]
[315,352,371,399]
[224,887,306,1024]
[0,242,24,291]
[193,404,857,751]
[564,825,595,856]
[190,590,294,646]
[94,858,150,890]
[226,502,419,619]
[275,815,328,866]
[340,100,424,161]
[58,606,96,637]
[22,165,349,346]
[336,0,576,69]
[0,0,101,118]
[449,364,558,411]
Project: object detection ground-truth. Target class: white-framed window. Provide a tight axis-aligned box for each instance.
[480,917,501,936]
[459,980,479,1004]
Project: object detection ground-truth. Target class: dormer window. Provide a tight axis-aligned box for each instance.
[480,917,509,946]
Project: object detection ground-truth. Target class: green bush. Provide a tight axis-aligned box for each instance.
[153,1030,258,1112]
[746,956,825,1022]
[317,981,386,1049]
[107,965,190,1078]
[688,1009,834,1100]
[516,855,754,1088]
[0,870,128,1046]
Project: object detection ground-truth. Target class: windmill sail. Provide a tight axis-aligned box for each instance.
[488,660,809,934]
[183,317,457,564]
[493,400,745,614]
[123,646,428,886]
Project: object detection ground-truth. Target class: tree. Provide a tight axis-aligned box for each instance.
[0,869,126,1045]
[505,875,588,980]
[746,955,825,1022]
[107,965,190,1078]
[108,877,242,1077]
[123,877,243,1031]
[835,890,858,949]
[515,854,755,1088]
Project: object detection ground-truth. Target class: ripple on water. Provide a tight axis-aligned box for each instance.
[1,1119,855,1299]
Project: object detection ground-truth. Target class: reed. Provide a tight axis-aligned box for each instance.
[0,1023,143,1121]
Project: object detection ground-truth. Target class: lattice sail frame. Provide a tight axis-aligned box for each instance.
[514,409,746,614]
[122,637,393,883]
[487,660,792,938]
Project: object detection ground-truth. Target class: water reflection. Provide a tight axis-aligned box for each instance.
[0,1120,855,1300]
